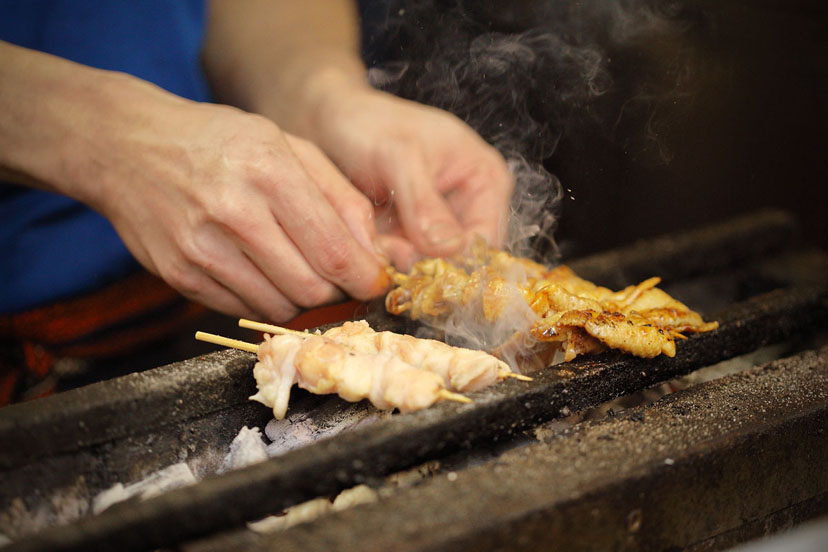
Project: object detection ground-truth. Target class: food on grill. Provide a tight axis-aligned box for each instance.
[385,241,718,361]
[198,318,531,420]
[249,333,472,419]
[320,320,529,392]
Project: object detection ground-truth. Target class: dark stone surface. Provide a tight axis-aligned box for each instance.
[5,283,826,552]
[214,346,828,552]
[1,210,825,550]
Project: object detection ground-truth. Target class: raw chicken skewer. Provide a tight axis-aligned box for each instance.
[195,331,471,420]
[238,319,532,392]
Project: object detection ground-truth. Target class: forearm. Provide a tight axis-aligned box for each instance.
[202,0,370,140]
[0,40,187,207]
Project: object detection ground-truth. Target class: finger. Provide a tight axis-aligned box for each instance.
[375,234,417,272]
[286,135,383,259]
[444,151,514,248]
[192,194,347,310]
[229,208,349,310]
[376,145,466,256]
[186,222,307,321]
[259,155,388,300]
[164,259,262,320]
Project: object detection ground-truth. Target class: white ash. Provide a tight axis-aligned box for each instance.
[247,484,379,534]
[265,403,391,457]
[92,462,196,515]
[219,426,269,473]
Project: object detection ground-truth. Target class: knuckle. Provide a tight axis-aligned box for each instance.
[204,197,253,232]
[348,194,375,224]
[294,279,337,309]
[160,259,201,296]
[315,235,354,281]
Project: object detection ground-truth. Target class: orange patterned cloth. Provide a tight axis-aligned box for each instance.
[0,271,206,405]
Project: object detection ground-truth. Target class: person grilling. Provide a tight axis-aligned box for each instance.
[0,0,514,404]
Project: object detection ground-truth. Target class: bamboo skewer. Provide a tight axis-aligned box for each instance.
[437,390,473,404]
[238,319,533,382]
[195,331,259,353]
[239,318,310,337]
[195,331,471,409]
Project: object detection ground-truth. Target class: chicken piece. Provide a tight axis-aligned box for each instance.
[323,320,514,392]
[533,310,676,359]
[250,333,464,419]
[386,245,718,363]
[249,334,304,420]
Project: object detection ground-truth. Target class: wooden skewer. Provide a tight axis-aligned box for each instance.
[241,319,532,382]
[500,371,533,381]
[239,318,311,337]
[195,331,259,354]
[437,389,472,404]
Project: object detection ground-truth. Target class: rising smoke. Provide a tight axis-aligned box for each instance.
[363,0,704,261]
[362,0,705,354]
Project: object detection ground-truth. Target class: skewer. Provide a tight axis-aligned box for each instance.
[240,319,532,382]
[195,331,259,354]
[501,371,533,381]
[437,389,472,404]
[239,318,311,337]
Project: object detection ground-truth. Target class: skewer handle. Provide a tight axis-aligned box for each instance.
[239,319,310,337]
[500,371,533,381]
[195,331,259,354]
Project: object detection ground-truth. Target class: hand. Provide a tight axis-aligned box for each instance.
[64,77,388,322]
[307,86,515,269]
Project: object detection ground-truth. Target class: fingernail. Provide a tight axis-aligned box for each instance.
[425,221,464,248]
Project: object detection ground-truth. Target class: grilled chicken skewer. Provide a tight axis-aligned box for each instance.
[385,240,718,361]
[196,331,470,420]
[240,319,531,393]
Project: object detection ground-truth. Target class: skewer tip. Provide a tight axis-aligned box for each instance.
[437,389,472,404]
[503,372,533,381]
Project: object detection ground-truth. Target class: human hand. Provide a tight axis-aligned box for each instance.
[306,85,515,270]
[69,77,388,322]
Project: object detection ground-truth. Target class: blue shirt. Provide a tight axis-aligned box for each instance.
[0,0,211,313]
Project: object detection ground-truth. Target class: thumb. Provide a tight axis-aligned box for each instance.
[380,148,466,257]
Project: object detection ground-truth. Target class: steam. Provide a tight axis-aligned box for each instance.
[368,24,611,260]
[365,0,702,354]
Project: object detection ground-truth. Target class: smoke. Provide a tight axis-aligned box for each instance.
[363,0,704,354]
[364,0,702,262]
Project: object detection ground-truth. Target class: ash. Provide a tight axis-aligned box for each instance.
[88,404,386,517]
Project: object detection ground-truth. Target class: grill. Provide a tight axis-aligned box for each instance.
[1,209,827,551]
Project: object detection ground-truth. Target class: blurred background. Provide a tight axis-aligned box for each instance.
[358,0,827,260]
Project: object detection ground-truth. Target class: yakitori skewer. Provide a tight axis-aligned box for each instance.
[239,319,532,391]
[196,330,471,419]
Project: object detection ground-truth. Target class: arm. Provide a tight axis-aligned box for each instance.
[203,0,515,268]
[0,39,387,321]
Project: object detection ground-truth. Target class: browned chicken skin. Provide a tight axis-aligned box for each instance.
[386,242,718,363]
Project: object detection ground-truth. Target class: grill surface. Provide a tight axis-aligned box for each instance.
[1,210,826,551]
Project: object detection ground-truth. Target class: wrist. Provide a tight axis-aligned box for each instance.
[253,50,371,141]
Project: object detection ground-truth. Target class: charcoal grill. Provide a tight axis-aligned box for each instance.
[1,209,826,551]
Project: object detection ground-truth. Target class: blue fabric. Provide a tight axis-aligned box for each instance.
[0,0,211,313]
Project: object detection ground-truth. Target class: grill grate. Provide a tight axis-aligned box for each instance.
[1,210,826,552]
